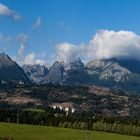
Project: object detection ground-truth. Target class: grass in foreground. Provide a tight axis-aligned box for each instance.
[0,122,139,140]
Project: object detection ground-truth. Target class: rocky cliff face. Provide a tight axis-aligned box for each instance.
[85,59,131,82]
[64,59,84,71]
[42,59,85,85]
[22,64,48,83]
[45,61,64,84]
[0,53,29,83]
[62,59,89,85]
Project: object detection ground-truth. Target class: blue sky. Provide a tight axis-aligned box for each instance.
[1,0,140,65]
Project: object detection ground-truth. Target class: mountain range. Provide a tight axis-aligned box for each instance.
[0,53,140,93]
[22,58,140,93]
[0,53,140,116]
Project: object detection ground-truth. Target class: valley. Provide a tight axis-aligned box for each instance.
[0,84,140,117]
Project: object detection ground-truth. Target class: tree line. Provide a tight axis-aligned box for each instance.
[0,108,139,136]
[0,137,14,140]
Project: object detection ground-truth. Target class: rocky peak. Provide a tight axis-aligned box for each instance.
[0,53,15,67]
[0,53,29,83]
[51,61,64,69]
[64,59,84,71]
[22,64,48,83]
[45,61,64,84]
[69,59,84,71]
[22,64,48,76]
[85,59,131,82]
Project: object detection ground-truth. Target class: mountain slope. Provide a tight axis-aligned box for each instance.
[45,61,64,84]
[22,64,48,83]
[0,84,140,117]
[85,59,140,93]
[112,59,140,74]
[0,53,29,83]
[85,59,132,82]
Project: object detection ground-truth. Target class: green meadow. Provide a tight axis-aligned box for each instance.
[0,122,139,140]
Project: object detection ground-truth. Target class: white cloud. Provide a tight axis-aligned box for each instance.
[18,43,26,56]
[92,30,140,60]
[33,16,41,29]
[16,33,28,55]
[0,3,21,20]
[14,33,46,66]
[56,42,79,62]
[56,30,140,62]
[23,52,46,65]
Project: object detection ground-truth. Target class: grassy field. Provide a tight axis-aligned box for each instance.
[23,108,45,112]
[0,122,139,140]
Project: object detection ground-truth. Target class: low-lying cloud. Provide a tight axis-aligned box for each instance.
[16,33,28,55]
[23,52,47,65]
[56,42,80,62]
[13,52,47,66]
[56,30,140,62]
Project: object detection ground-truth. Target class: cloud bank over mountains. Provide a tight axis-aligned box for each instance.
[23,52,46,66]
[15,30,140,65]
[57,30,140,62]
[2,29,140,66]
